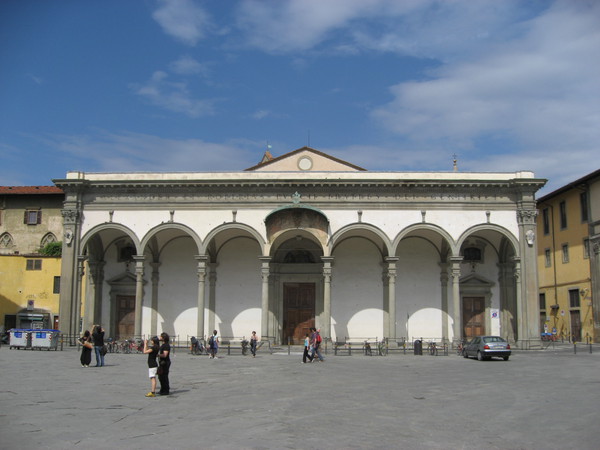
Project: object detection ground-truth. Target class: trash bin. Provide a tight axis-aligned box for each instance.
[9,329,32,349]
[31,330,60,351]
[414,339,422,355]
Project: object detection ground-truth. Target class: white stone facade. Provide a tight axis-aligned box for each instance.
[55,148,545,345]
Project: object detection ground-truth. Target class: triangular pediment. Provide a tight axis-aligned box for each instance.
[107,271,139,286]
[245,147,366,172]
[460,272,495,288]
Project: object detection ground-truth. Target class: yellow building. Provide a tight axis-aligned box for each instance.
[0,255,62,330]
[0,186,64,332]
[537,169,600,342]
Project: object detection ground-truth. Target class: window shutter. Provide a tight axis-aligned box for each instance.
[37,210,42,224]
[24,211,28,224]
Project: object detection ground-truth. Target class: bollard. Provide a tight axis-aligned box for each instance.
[574,342,577,354]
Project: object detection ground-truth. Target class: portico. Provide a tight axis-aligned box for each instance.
[55,147,545,345]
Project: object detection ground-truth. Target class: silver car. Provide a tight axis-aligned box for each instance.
[463,336,511,361]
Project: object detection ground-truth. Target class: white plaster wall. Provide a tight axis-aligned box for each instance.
[331,237,383,340]
[214,237,262,337]
[396,237,443,340]
[154,236,197,337]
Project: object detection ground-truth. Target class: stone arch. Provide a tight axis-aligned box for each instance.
[456,224,519,259]
[330,223,392,259]
[203,223,265,260]
[265,204,329,252]
[80,223,141,257]
[392,223,456,259]
[40,232,57,247]
[141,222,202,259]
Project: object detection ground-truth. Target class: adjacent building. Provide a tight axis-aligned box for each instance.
[53,147,545,345]
[0,186,64,331]
[537,169,600,342]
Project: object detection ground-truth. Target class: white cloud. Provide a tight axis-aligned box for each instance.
[234,0,523,57]
[153,0,212,46]
[369,1,600,191]
[251,110,271,120]
[169,55,211,76]
[45,132,262,173]
[130,71,214,117]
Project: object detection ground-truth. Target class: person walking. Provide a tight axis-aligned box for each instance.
[157,332,171,395]
[208,330,219,359]
[79,330,93,367]
[143,336,160,397]
[302,332,313,363]
[309,327,324,362]
[250,331,258,357]
[92,325,105,367]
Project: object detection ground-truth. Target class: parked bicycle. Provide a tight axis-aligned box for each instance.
[428,341,438,356]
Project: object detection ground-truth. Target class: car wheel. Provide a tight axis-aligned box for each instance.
[463,350,468,358]
[477,351,484,361]
[503,355,509,361]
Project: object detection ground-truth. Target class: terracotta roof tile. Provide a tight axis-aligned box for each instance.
[0,186,64,195]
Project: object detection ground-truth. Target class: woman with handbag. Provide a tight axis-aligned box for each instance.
[157,332,171,395]
[80,330,93,367]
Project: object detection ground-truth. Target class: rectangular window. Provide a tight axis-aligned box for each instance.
[539,293,546,310]
[24,209,42,225]
[53,276,61,294]
[562,244,569,263]
[26,259,42,270]
[545,248,552,267]
[580,191,588,222]
[542,208,550,235]
[559,201,567,229]
[569,289,580,308]
[583,238,590,259]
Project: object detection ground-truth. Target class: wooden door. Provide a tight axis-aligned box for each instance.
[283,283,315,345]
[570,310,581,342]
[116,295,135,339]
[463,297,485,338]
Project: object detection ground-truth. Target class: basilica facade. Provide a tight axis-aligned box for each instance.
[54,147,545,345]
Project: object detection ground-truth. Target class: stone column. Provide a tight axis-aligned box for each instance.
[513,257,523,341]
[149,262,160,336]
[84,259,105,332]
[517,208,540,340]
[321,257,334,339]
[195,255,208,339]
[75,256,86,335]
[133,256,145,337]
[450,256,463,340]
[259,257,271,339]
[208,263,217,336]
[439,262,449,340]
[385,257,399,339]
[498,261,516,342]
[58,207,81,342]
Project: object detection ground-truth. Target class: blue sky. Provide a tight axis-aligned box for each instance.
[1,0,598,194]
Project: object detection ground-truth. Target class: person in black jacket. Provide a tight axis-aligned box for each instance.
[92,325,105,367]
[158,332,171,395]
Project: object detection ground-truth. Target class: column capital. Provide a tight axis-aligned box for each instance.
[449,256,464,264]
[194,254,209,263]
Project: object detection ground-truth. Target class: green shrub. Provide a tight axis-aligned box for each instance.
[40,241,62,257]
